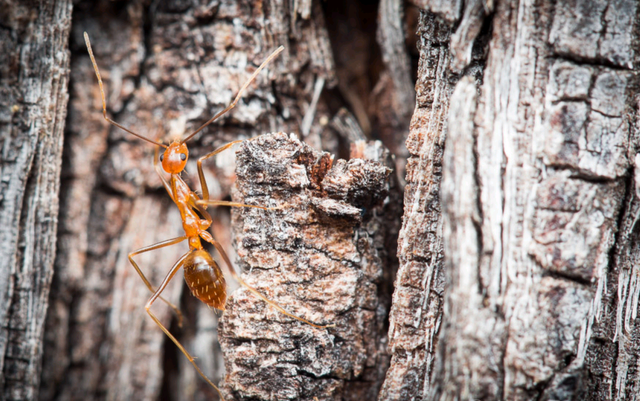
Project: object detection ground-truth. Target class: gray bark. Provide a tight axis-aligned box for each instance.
[382,0,640,400]
[0,1,71,400]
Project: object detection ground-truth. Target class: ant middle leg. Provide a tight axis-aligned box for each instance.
[145,252,225,401]
[128,236,187,326]
[200,231,334,329]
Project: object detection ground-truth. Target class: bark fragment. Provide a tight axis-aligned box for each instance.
[221,132,393,401]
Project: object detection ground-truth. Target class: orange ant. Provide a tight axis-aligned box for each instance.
[84,32,332,400]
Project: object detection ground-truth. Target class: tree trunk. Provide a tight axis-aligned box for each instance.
[5,0,640,400]
[0,1,71,400]
[378,1,640,400]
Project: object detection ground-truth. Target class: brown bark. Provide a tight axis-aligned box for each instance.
[222,133,396,400]
[39,1,411,400]
[378,12,453,401]
[0,1,71,400]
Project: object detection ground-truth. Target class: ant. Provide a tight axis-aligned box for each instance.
[84,32,332,400]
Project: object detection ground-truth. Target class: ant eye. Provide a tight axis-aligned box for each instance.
[159,154,164,162]
[180,153,187,161]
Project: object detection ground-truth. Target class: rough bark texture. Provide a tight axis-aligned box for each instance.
[0,1,71,400]
[378,12,453,401]
[39,1,412,400]
[425,0,639,400]
[10,0,640,400]
[221,132,395,400]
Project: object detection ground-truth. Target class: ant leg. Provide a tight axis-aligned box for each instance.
[129,236,187,327]
[146,252,225,401]
[200,231,334,329]
[83,32,166,149]
[196,199,279,210]
[194,141,284,210]
[153,148,176,203]
[195,140,243,205]
[193,141,284,210]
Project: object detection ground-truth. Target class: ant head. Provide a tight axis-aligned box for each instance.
[160,141,189,174]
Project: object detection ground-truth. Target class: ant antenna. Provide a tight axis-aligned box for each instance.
[84,32,167,149]
[180,46,284,144]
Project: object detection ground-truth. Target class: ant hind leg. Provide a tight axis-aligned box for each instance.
[146,251,226,401]
[128,236,187,326]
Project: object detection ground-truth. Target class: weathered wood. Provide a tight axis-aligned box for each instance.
[222,132,394,400]
[0,1,71,400]
[377,0,415,121]
[16,0,640,400]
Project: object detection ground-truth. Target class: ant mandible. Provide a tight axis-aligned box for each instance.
[84,32,332,400]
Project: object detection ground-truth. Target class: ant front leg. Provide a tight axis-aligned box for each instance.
[200,231,334,329]
[153,147,176,203]
[194,142,282,210]
[145,251,225,401]
[128,236,187,326]
[196,140,244,207]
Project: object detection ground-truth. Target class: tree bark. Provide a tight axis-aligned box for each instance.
[8,0,640,400]
[222,132,396,400]
[383,1,639,400]
[0,1,71,400]
[39,1,411,400]
[378,11,453,401]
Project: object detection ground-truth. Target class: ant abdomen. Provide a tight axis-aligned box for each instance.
[183,249,227,310]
